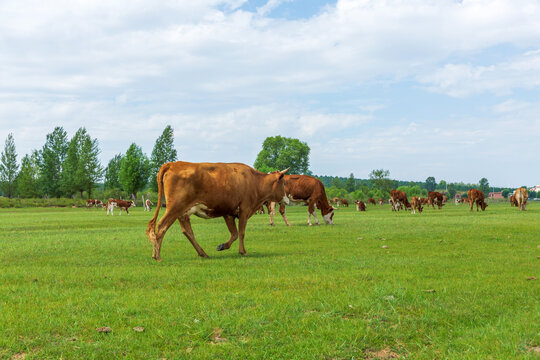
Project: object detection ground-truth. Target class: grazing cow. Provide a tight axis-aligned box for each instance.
[467,189,488,212]
[509,194,518,207]
[86,199,103,208]
[514,188,528,211]
[378,198,383,206]
[107,198,136,216]
[368,198,376,206]
[146,162,289,260]
[269,174,335,226]
[390,189,410,212]
[442,195,448,203]
[340,199,349,207]
[428,191,445,209]
[410,196,423,214]
[255,205,265,214]
[355,200,366,211]
[419,197,428,205]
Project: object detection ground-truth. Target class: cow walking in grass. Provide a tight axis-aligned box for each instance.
[147,162,289,261]
[514,188,528,211]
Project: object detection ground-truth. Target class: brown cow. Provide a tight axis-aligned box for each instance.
[340,199,349,207]
[107,198,136,216]
[144,199,153,212]
[355,200,366,211]
[514,188,528,211]
[467,189,488,212]
[331,197,340,206]
[428,191,445,209]
[410,196,423,214]
[368,198,376,205]
[146,162,289,260]
[390,189,410,211]
[269,175,335,226]
[442,195,448,203]
[378,198,383,205]
[509,194,518,207]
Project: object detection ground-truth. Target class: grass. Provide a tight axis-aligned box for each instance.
[0,202,539,359]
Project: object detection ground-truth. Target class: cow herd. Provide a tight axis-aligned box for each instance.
[84,161,531,261]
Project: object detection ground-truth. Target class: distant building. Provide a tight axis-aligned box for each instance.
[488,192,504,199]
[528,185,540,192]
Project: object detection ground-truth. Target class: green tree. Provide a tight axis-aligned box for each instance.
[254,135,310,174]
[332,177,344,189]
[104,154,124,190]
[369,169,395,199]
[501,189,510,198]
[119,143,150,201]
[40,127,68,198]
[0,133,19,198]
[439,180,447,191]
[345,173,356,193]
[425,176,436,192]
[479,178,490,197]
[16,150,41,198]
[150,125,178,192]
[447,183,456,199]
[60,128,103,198]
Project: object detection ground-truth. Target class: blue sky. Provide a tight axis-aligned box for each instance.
[1,0,539,187]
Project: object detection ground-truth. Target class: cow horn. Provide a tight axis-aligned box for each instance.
[279,167,290,174]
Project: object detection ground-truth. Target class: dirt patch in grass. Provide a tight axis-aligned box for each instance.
[365,347,401,359]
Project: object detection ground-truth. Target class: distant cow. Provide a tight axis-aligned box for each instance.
[378,198,383,205]
[428,191,445,209]
[390,189,410,211]
[514,188,528,211]
[509,194,518,207]
[467,189,488,212]
[86,199,102,208]
[340,199,349,207]
[355,200,366,211]
[107,198,136,216]
[331,197,340,206]
[269,174,335,226]
[410,196,423,214]
[144,199,153,212]
[442,195,448,203]
[368,198,376,205]
[147,162,289,260]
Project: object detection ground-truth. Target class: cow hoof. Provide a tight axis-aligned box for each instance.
[199,253,210,258]
[216,243,226,251]
[152,256,162,262]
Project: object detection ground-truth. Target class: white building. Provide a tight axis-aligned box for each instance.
[529,185,540,192]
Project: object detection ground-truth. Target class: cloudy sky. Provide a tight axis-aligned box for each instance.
[1,0,539,187]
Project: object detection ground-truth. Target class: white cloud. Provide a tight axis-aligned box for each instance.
[1,0,540,186]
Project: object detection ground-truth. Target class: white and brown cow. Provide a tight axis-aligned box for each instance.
[106,198,136,216]
[268,174,335,226]
[147,162,289,260]
[86,199,102,208]
[355,200,366,211]
[144,199,153,212]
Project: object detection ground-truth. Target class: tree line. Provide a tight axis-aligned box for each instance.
[0,125,177,201]
[1,132,530,202]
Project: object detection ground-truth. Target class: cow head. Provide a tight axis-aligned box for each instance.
[268,168,289,205]
[480,201,488,211]
[130,201,136,208]
[323,208,334,225]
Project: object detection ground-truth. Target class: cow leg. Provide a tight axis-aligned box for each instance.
[268,201,276,226]
[279,203,291,226]
[307,201,319,225]
[469,200,473,212]
[151,210,179,261]
[179,215,209,258]
[237,214,249,255]
[216,215,238,252]
[126,208,129,216]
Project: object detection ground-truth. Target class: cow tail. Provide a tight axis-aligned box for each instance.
[146,163,167,244]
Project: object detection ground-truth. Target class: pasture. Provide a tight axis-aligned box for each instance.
[1,202,539,359]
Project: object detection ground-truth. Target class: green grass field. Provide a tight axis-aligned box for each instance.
[1,202,539,359]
